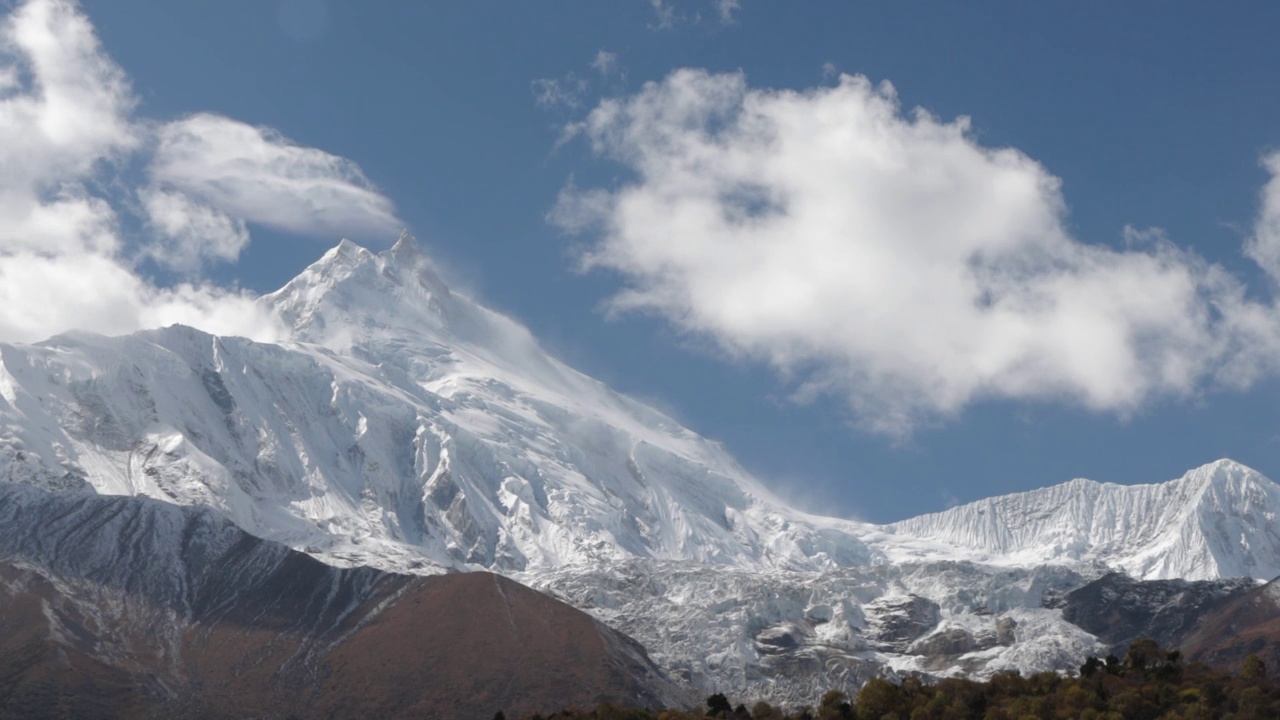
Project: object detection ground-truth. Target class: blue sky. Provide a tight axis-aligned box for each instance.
[8,0,1280,521]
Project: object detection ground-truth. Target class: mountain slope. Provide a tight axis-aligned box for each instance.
[0,234,876,575]
[0,483,683,719]
[1182,578,1280,673]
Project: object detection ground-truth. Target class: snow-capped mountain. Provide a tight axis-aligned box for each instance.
[2,234,1279,705]
[0,233,875,575]
[886,459,1280,581]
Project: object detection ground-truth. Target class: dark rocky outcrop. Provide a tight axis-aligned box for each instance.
[865,595,941,652]
[1057,571,1256,656]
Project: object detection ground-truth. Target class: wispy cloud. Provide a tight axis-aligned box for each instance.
[591,50,619,77]
[648,0,740,29]
[553,69,1280,435]
[531,74,589,110]
[0,0,403,344]
[649,0,677,28]
[148,113,400,241]
[534,51,627,115]
[713,0,741,24]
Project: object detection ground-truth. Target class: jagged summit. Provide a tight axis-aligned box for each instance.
[267,235,455,346]
[389,228,422,261]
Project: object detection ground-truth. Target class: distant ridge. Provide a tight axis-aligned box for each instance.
[886,459,1280,581]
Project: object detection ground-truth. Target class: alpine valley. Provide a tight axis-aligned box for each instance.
[2,234,1278,710]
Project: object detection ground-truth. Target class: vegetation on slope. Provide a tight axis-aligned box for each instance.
[506,639,1279,720]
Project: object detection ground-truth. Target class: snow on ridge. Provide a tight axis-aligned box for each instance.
[883,458,1280,580]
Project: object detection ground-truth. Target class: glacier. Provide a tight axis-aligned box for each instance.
[0,233,1275,705]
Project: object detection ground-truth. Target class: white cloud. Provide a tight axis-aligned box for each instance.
[138,188,249,272]
[0,0,403,345]
[1246,151,1280,283]
[0,252,275,343]
[0,0,136,257]
[553,69,1278,435]
[148,113,400,242]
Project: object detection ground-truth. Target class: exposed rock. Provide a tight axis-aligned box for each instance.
[805,604,834,624]
[1058,571,1256,656]
[755,624,802,654]
[996,616,1018,646]
[910,628,977,657]
[865,595,941,651]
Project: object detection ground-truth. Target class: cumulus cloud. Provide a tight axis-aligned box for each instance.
[0,0,402,344]
[553,69,1280,434]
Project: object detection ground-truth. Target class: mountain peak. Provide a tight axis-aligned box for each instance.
[1191,458,1266,484]
[328,237,374,263]
[1177,459,1275,504]
[390,229,420,262]
[265,234,455,346]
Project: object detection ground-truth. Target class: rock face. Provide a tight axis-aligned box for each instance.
[1057,572,1258,656]
[866,595,942,651]
[0,484,683,719]
[1182,579,1280,673]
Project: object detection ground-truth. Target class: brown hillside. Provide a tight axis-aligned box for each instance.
[0,487,685,719]
[1182,578,1280,672]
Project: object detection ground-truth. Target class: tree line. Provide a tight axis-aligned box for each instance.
[499,639,1279,720]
